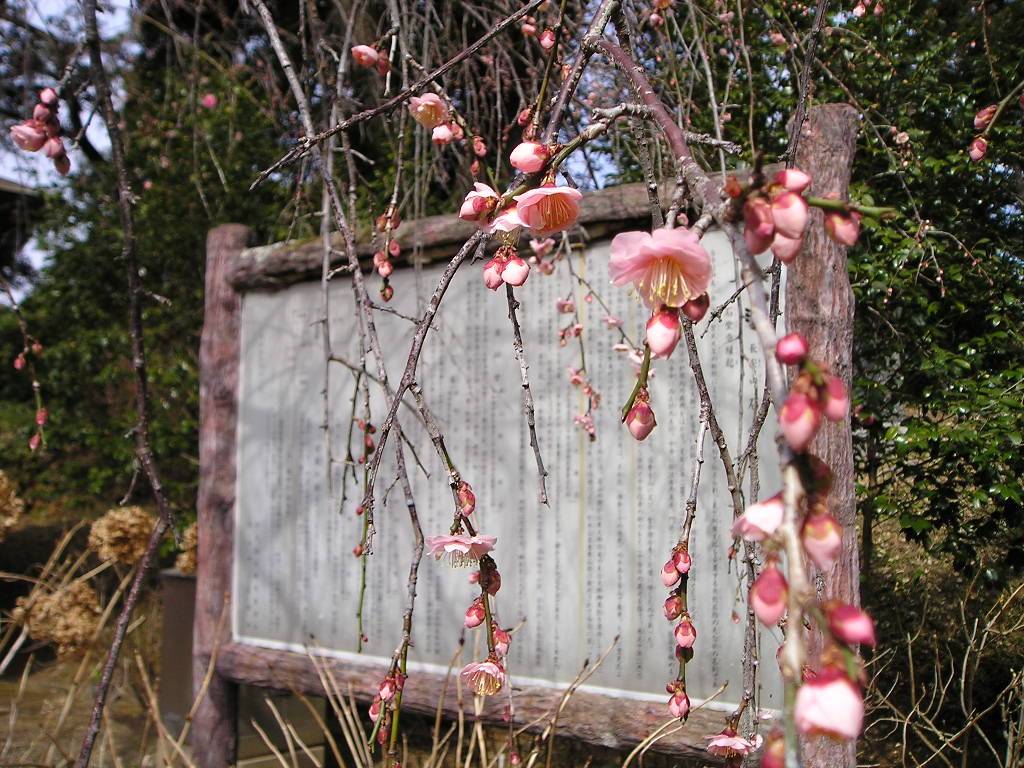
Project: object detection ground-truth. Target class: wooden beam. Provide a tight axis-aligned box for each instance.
[194,224,252,768]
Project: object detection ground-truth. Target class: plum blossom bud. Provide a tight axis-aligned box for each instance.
[969,135,988,162]
[39,87,58,106]
[456,481,476,515]
[473,136,487,157]
[775,333,809,365]
[824,210,861,247]
[432,124,456,145]
[743,196,774,253]
[32,104,52,123]
[492,627,511,658]
[36,408,47,426]
[674,616,697,648]
[379,677,397,701]
[521,21,537,36]
[771,233,803,264]
[672,549,692,574]
[555,297,575,313]
[822,375,850,422]
[826,602,876,647]
[852,2,866,16]
[530,238,555,258]
[53,154,71,176]
[28,433,41,452]
[774,168,812,193]
[779,392,821,452]
[200,93,218,109]
[43,137,64,159]
[502,257,530,286]
[681,293,710,323]
[10,122,47,152]
[483,258,505,290]
[668,690,690,719]
[749,561,788,626]
[770,191,809,239]
[664,595,683,620]
[459,183,500,225]
[375,57,391,76]
[517,108,533,127]
[649,12,664,25]
[974,104,997,131]
[626,400,656,441]
[351,44,379,68]
[388,239,401,257]
[646,307,681,358]
[509,141,550,173]
[408,93,448,129]
[465,599,486,628]
[795,667,864,740]
[369,696,382,722]
[802,510,843,570]
[731,493,784,542]
[661,560,681,587]
[539,29,556,51]
[380,283,394,302]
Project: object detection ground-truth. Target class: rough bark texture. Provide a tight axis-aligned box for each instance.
[193,224,252,768]
[215,642,724,764]
[787,104,860,768]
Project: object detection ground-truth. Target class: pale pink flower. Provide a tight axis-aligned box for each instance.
[824,210,862,247]
[461,659,505,695]
[483,259,505,290]
[514,185,582,236]
[852,2,866,16]
[646,307,681,358]
[779,392,821,452]
[426,534,496,567]
[774,168,812,193]
[743,196,775,253]
[10,121,46,152]
[769,31,786,45]
[750,562,788,626]
[488,208,523,233]
[668,690,690,718]
[823,375,850,422]
[32,104,52,123]
[609,227,712,309]
[530,237,555,258]
[674,616,697,648]
[200,93,218,109]
[801,511,843,570]
[795,668,864,740]
[826,602,876,647]
[459,183,500,226]
[555,297,575,314]
[351,44,379,68]
[567,367,585,386]
[626,400,656,441]
[408,93,448,129]
[492,627,511,658]
[509,141,550,173]
[731,493,784,542]
[432,124,456,145]
[649,11,664,26]
[775,333,809,365]
[502,256,530,286]
[770,191,809,239]
[704,728,756,757]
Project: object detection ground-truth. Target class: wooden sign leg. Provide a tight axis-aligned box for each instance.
[194,224,252,767]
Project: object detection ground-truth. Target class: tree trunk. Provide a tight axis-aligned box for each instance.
[786,103,860,768]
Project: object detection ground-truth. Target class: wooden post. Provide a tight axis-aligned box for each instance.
[786,104,860,768]
[193,224,251,767]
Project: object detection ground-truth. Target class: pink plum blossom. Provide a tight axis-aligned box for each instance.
[432,124,456,145]
[780,392,821,452]
[626,399,657,441]
[743,196,775,253]
[351,44,379,68]
[770,191,809,239]
[646,307,682,358]
[10,121,46,152]
[509,141,550,173]
[502,257,530,286]
[827,602,877,647]
[731,493,784,542]
[459,183,500,226]
[461,659,505,695]
[483,258,506,290]
[492,627,511,658]
[750,562,788,626]
[795,668,864,740]
[530,238,555,258]
[704,728,756,757]
[514,185,582,236]
[609,227,713,309]
[801,511,843,570]
[775,333,809,365]
[408,93,448,129]
[488,208,524,233]
[774,168,812,193]
[426,534,496,567]
[555,297,575,313]
[824,210,862,247]
[823,375,850,422]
